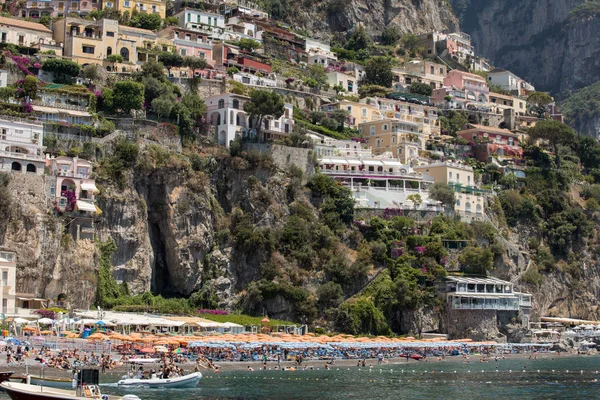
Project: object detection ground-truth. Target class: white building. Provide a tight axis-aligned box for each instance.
[0,70,7,88]
[175,9,225,31]
[0,16,53,48]
[318,156,437,209]
[0,116,45,175]
[0,250,17,315]
[232,72,277,87]
[487,69,535,97]
[225,16,263,42]
[206,93,293,147]
[438,276,532,327]
[314,138,372,159]
[326,70,359,95]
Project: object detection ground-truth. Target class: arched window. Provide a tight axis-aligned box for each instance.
[107,46,112,56]
[26,164,37,173]
[232,99,239,109]
[120,47,129,61]
[218,99,225,109]
[11,162,22,172]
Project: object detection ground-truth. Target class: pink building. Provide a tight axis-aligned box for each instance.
[432,70,489,110]
[46,155,99,215]
[158,26,213,65]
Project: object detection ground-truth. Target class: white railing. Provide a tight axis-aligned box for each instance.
[322,169,430,180]
[56,171,90,179]
[0,149,45,161]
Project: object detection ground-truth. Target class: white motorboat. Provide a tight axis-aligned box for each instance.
[117,372,202,389]
[0,381,141,400]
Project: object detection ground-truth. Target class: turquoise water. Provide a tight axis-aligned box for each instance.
[2,356,600,399]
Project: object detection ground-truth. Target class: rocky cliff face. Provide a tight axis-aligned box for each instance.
[289,0,459,39]
[453,0,600,95]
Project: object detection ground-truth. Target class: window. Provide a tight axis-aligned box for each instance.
[430,66,434,74]
[106,31,115,37]
[362,108,367,117]
[218,99,225,109]
[347,106,352,112]
[370,126,375,136]
[123,0,130,6]
[18,35,24,45]
[82,45,95,54]
[71,1,77,7]
[456,173,460,181]
[106,46,112,56]
[104,1,111,7]
[180,48,186,56]
[392,136,395,143]
[152,5,156,11]
[440,67,443,74]
[449,172,453,180]
[185,34,191,41]
[207,17,211,25]
[383,124,388,131]
[120,47,129,61]
[187,13,191,22]
[232,99,239,109]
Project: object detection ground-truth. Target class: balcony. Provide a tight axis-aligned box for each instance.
[0,149,45,161]
[321,168,429,180]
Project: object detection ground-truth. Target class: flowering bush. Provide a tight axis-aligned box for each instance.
[414,245,426,255]
[22,102,32,113]
[196,309,229,315]
[33,309,56,320]
[33,63,42,69]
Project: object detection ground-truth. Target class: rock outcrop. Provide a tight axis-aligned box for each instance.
[453,0,600,95]
[288,0,459,40]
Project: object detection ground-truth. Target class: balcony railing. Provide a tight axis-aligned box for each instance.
[0,149,44,161]
[322,169,431,180]
[56,170,90,179]
[32,99,87,111]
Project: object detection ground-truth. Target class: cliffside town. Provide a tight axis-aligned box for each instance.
[0,0,599,341]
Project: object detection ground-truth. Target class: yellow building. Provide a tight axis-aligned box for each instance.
[53,17,161,70]
[413,162,485,220]
[361,119,424,160]
[489,92,527,116]
[103,0,166,19]
[320,100,383,128]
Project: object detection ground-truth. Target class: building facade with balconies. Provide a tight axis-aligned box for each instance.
[432,70,489,110]
[456,124,523,162]
[0,250,17,315]
[0,117,45,175]
[158,26,213,64]
[392,60,447,91]
[46,155,99,240]
[53,17,158,70]
[318,156,436,209]
[413,161,485,221]
[487,69,535,98]
[0,16,53,48]
[320,100,383,128]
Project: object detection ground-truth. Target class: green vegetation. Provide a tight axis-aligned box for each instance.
[197,313,297,327]
[112,81,145,113]
[561,80,600,131]
[243,90,285,136]
[364,56,394,88]
[41,58,81,83]
[409,82,433,97]
[568,1,600,23]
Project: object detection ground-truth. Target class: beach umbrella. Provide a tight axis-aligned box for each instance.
[37,318,54,325]
[13,318,29,325]
[139,347,154,353]
[153,345,169,353]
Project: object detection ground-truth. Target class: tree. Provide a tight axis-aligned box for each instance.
[317,281,343,310]
[107,54,124,72]
[381,26,400,46]
[183,56,208,76]
[226,66,240,76]
[400,33,419,50]
[527,91,553,118]
[439,110,468,135]
[358,84,391,99]
[238,38,260,52]
[140,60,165,80]
[151,96,173,120]
[528,120,576,169]
[21,75,39,101]
[407,193,422,208]
[310,111,326,125]
[158,51,183,76]
[322,117,338,131]
[164,16,179,26]
[364,57,393,88]
[459,246,494,275]
[429,182,456,210]
[82,64,102,84]
[42,58,81,83]
[269,0,284,19]
[307,64,328,88]
[346,25,371,51]
[332,83,346,94]
[330,109,348,129]
[243,90,284,137]
[112,81,144,113]
[409,82,433,96]
[130,12,162,30]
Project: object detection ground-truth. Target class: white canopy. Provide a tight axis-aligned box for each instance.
[381,160,404,166]
[75,200,97,213]
[37,318,54,324]
[81,182,99,193]
[13,318,30,324]
[222,322,243,327]
[345,159,362,165]
[362,160,384,166]
[197,321,225,328]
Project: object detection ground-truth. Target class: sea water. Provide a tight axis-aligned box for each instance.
[1,356,599,399]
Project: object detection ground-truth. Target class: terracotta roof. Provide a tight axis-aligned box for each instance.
[0,16,52,34]
[459,124,519,138]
